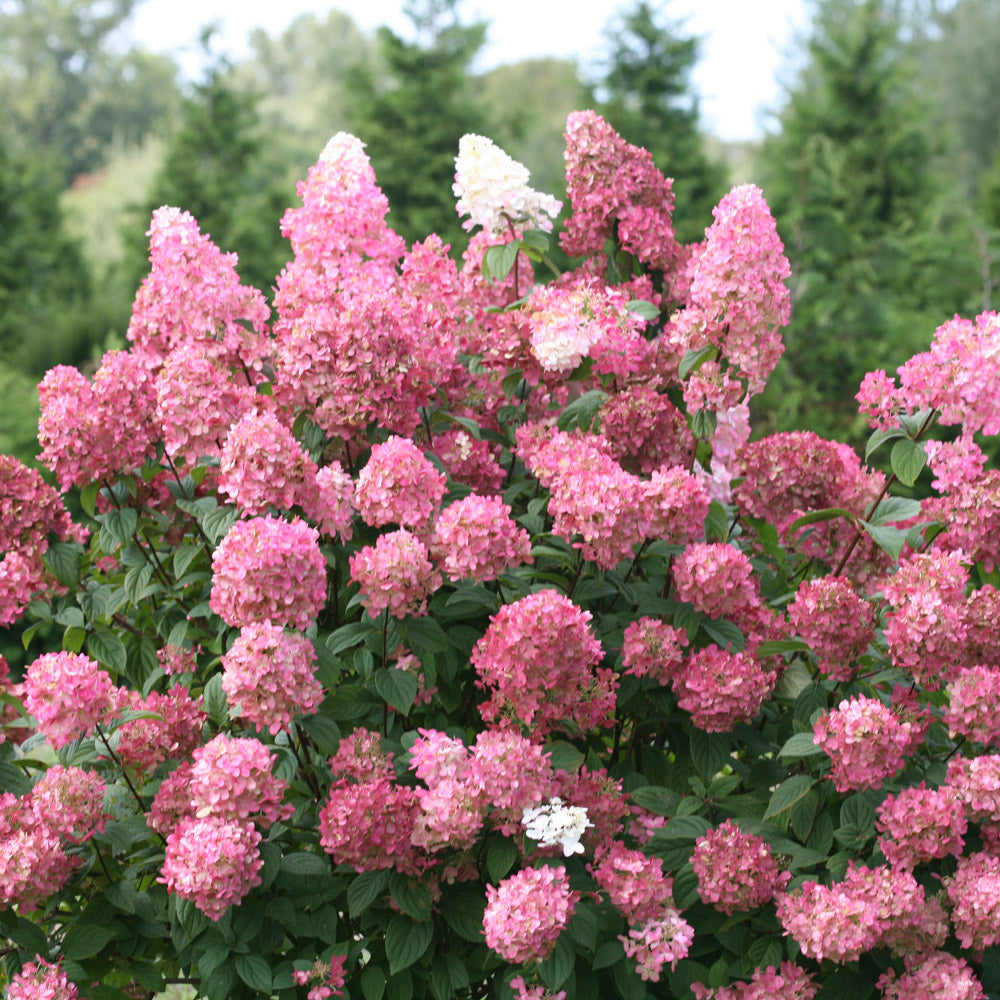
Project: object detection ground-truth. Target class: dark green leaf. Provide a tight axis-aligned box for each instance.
[757,639,811,656]
[374,668,418,715]
[390,873,433,921]
[62,923,115,959]
[300,714,341,755]
[87,629,127,676]
[700,619,744,652]
[788,508,854,532]
[235,954,272,992]
[100,507,138,550]
[43,541,82,588]
[864,426,906,461]
[203,505,240,546]
[764,776,816,820]
[384,913,433,975]
[361,967,387,1000]
[867,496,921,526]
[704,500,729,543]
[890,437,926,487]
[840,793,875,832]
[327,621,374,656]
[538,934,575,990]
[630,785,679,817]
[861,521,906,560]
[349,870,391,917]
[280,852,330,876]
[545,740,585,773]
[398,617,448,653]
[689,729,730,779]
[202,672,229,725]
[690,409,717,441]
[778,733,823,759]
[556,388,609,433]
[593,939,625,970]
[486,836,519,883]
[679,344,717,380]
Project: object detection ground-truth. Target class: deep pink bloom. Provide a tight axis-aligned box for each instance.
[692,962,817,1000]
[674,647,774,733]
[23,652,115,748]
[6,957,80,1000]
[429,494,532,582]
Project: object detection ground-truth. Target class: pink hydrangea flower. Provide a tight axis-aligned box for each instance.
[222,622,323,734]
[471,589,615,736]
[429,494,532,582]
[210,516,326,629]
[218,409,318,515]
[692,962,818,1000]
[354,436,446,531]
[591,841,674,926]
[318,777,420,874]
[877,952,985,1000]
[643,466,712,547]
[619,909,695,982]
[29,766,106,845]
[947,851,1000,950]
[509,976,566,1000]
[112,684,206,778]
[813,695,914,792]
[674,647,774,733]
[292,956,348,1000]
[599,387,693,476]
[23,652,115,748]
[692,819,790,914]
[875,782,966,869]
[157,643,199,676]
[945,665,1000,745]
[673,542,759,620]
[188,734,292,828]
[788,576,875,681]
[306,462,355,541]
[621,617,688,684]
[483,865,579,964]
[947,754,1000,822]
[5,957,80,1000]
[159,815,263,921]
[349,529,442,619]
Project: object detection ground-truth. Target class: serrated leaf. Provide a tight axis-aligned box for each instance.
[202,672,228,725]
[704,500,729,543]
[280,851,330,876]
[890,437,926,487]
[398,617,448,653]
[486,836,519,883]
[545,740,585,773]
[537,933,575,990]
[385,913,433,975]
[87,629,127,675]
[690,729,731,779]
[861,521,906,560]
[690,408,717,441]
[630,784,680,817]
[763,775,816,819]
[626,298,660,321]
[757,638,811,656]
[867,496,921,526]
[864,426,906,461]
[362,967,387,1000]
[778,732,823,759]
[101,507,138,550]
[300,714,341,755]
[235,954,272,992]
[203,505,240,546]
[482,241,521,282]
[679,344,717,380]
[349,870,391,917]
[593,939,625,970]
[374,668,418,715]
[327,621,373,656]
[556,388,609,433]
[700,618,744,652]
[788,507,854,532]
[390,873,433,921]
[43,541,82,589]
[62,923,115,959]
[840,792,875,832]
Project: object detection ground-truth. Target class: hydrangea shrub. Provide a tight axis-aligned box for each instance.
[2,112,1000,1000]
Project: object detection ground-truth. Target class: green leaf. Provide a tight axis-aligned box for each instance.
[790,790,818,841]
[867,496,921,526]
[203,505,240,546]
[689,730,730,779]
[374,668,418,715]
[890,437,927,487]
[630,785,680,817]
[235,954,272,992]
[8,916,49,956]
[593,939,625,970]
[778,732,824,759]
[704,500,729,543]
[545,740,585,773]
[864,426,906,461]
[430,954,469,1000]
[202,672,229,725]
[626,298,660,321]
[486,836,519,883]
[100,507,138,551]
[62,923,115,959]
[690,409,717,441]
[763,775,816,820]
[700,619,744,652]
[327,621,374,656]
[757,639,811,656]
[652,815,711,840]
[840,793,875,832]
[398,617,449,653]
[361,967,387,1000]
[173,544,203,579]
[861,521,906,560]
[556,389,609,433]
[87,629,127,676]
[300,714,340,755]
[384,913,433,975]
[203,963,237,1000]
[349,870,391,917]
[679,344,717,380]
[482,241,521,282]
[538,933,575,990]
[390,873,433,921]
[43,541,82,588]
[280,851,330,876]
[788,507,854,532]
[80,480,101,516]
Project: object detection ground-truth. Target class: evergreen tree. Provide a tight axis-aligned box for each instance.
[0,137,99,376]
[596,1,728,244]
[754,0,977,441]
[346,0,489,252]
[127,44,293,302]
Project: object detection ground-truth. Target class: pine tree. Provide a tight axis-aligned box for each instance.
[754,0,977,441]
[596,1,728,244]
[346,0,489,252]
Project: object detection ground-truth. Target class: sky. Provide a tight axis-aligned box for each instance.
[127,0,812,142]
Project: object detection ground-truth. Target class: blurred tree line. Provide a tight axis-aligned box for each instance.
[4,0,1000,469]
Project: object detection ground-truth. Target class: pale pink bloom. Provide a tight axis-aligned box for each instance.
[432,429,505,495]
[6,957,80,1000]
[292,956,347,1000]
[328,727,395,783]
[222,622,323,735]
[160,815,263,921]
[947,851,1000,950]
[619,909,694,981]
[509,976,566,1000]
[875,782,966,869]
[29,766,106,845]
[621,617,687,685]
[471,589,615,736]
[643,466,712,547]
[673,542,758,620]
[692,819,790,914]
[877,952,985,1000]
[157,643,199,676]
[599,386,692,476]
[692,962,818,1000]
[483,865,579,964]
[306,462,355,541]
[210,516,326,629]
[947,754,1000,822]
[945,665,1000,746]
[430,494,532,582]
[354,436,446,531]
[349,529,442,619]
[591,841,674,926]
[112,685,206,777]
[23,652,115,749]
[813,695,914,792]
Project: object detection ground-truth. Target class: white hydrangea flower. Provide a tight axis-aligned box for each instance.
[522,797,593,857]
[453,134,562,235]
[528,285,603,373]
